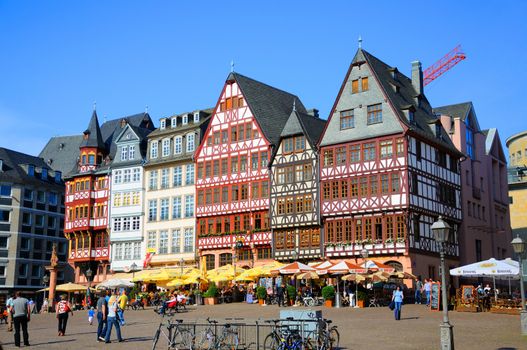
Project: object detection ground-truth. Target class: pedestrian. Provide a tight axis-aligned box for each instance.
[276,283,284,307]
[88,306,95,325]
[117,290,128,326]
[392,286,404,321]
[6,293,15,332]
[424,279,432,306]
[28,299,36,314]
[11,291,31,347]
[96,290,108,342]
[415,277,423,304]
[104,294,124,343]
[56,294,73,336]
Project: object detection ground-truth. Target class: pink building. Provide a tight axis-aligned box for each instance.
[435,102,512,266]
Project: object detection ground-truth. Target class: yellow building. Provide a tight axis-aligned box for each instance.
[506,130,527,241]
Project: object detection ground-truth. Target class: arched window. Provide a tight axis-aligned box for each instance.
[385,261,403,272]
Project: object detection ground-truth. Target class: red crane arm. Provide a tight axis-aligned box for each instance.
[423,45,466,86]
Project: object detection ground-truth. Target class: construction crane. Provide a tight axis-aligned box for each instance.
[423,45,466,86]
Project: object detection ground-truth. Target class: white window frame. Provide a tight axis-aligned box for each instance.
[159,230,169,254]
[147,232,157,249]
[184,228,193,253]
[182,114,188,125]
[185,195,194,218]
[133,242,141,259]
[151,141,158,159]
[174,136,182,154]
[149,170,158,190]
[160,119,166,130]
[162,139,170,157]
[148,200,157,221]
[186,164,195,185]
[173,166,182,187]
[171,117,177,128]
[132,168,141,182]
[186,133,195,153]
[121,146,128,161]
[193,112,199,123]
[114,170,122,184]
[128,145,135,160]
[171,229,181,253]
[123,169,131,183]
[172,196,182,219]
[160,198,169,221]
[161,168,170,189]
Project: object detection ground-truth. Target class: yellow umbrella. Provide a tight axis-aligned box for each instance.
[166,278,186,287]
[342,274,367,282]
[296,271,320,280]
[234,270,256,282]
[132,268,180,283]
[391,271,417,280]
[184,276,207,284]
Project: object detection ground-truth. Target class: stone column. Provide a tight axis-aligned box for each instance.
[45,265,62,311]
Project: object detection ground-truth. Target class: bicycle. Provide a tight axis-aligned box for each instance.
[192,318,240,350]
[152,316,193,350]
[316,319,339,350]
[264,318,314,350]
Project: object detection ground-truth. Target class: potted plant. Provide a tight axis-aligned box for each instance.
[356,291,368,308]
[321,285,335,307]
[203,284,219,305]
[286,285,297,306]
[256,286,267,305]
[193,290,203,305]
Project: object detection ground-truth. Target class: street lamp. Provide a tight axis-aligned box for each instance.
[431,216,454,350]
[511,234,527,335]
[291,250,298,261]
[130,262,138,280]
[42,274,50,312]
[355,248,369,308]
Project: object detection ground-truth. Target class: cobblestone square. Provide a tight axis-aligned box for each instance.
[1,304,525,349]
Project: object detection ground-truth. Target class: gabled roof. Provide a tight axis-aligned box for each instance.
[40,111,155,177]
[228,72,307,146]
[80,110,105,150]
[433,101,481,131]
[328,49,461,156]
[483,128,506,161]
[39,135,84,175]
[0,147,63,188]
[280,110,326,149]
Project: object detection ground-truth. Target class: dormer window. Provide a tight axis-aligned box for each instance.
[28,165,35,176]
[194,112,200,123]
[88,154,95,165]
[409,110,414,123]
[171,117,177,128]
[160,119,166,130]
[121,146,128,161]
[41,168,48,180]
[55,171,62,183]
[0,159,3,172]
[435,124,442,140]
[182,115,188,125]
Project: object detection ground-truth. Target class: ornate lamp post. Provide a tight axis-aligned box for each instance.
[130,262,138,280]
[511,235,527,335]
[85,268,93,287]
[431,216,454,350]
[42,274,50,312]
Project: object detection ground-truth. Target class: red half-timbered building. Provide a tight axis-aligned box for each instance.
[195,72,307,269]
[64,111,153,284]
[318,49,463,279]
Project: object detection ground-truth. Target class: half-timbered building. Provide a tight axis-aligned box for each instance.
[270,108,326,261]
[63,111,154,284]
[195,72,307,269]
[318,49,463,279]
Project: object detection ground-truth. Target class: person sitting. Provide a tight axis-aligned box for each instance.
[176,292,186,310]
[158,294,178,315]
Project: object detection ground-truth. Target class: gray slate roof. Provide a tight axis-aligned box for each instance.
[0,147,63,188]
[433,102,472,122]
[229,72,307,146]
[280,110,327,149]
[80,111,105,149]
[39,135,84,176]
[40,112,155,177]
[351,49,462,156]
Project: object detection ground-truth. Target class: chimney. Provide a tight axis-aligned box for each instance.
[307,109,319,118]
[411,61,423,95]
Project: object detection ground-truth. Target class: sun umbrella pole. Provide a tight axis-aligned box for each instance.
[335,276,341,308]
[355,271,358,308]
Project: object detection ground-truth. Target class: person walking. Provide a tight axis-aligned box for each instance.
[415,277,423,304]
[104,295,124,343]
[392,286,404,321]
[117,290,128,326]
[56,294,73,336]
[11,291,30,347]
[88,307,95,325]
[424,279,432,306]
[6,294,14,332]
[276,283,284,307]
[96,291,108,342]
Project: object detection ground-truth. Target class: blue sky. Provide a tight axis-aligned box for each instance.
[1,1,526,156]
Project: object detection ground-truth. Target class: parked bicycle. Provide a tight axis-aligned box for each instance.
[152,316,193,350]
[191,317,240,350]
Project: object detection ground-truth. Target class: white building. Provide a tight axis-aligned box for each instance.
[109,121,154,272]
